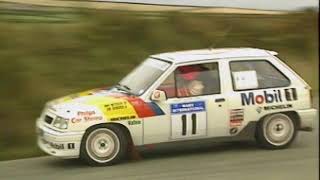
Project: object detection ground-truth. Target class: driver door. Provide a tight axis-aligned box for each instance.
[155,62,223,141]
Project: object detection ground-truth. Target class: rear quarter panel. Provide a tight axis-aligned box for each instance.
[223,56,310,135]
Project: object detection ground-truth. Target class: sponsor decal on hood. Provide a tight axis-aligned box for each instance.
[48,88,165,121]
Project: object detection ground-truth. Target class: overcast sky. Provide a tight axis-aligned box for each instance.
[101,0,319,11]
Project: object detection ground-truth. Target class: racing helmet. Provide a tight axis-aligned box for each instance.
[177,65,201,81]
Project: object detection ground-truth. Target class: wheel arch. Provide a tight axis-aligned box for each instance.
[79,122,131,165]
[256,111,301,128]
[254,110,299,149]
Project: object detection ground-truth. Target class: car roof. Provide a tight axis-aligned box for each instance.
[151,48,278,64]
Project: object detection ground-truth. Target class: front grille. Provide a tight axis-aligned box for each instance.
[44,115,54,124]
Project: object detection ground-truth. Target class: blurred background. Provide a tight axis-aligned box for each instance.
[0,0,318,161]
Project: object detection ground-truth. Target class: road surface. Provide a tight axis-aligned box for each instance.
[0,127,318,180]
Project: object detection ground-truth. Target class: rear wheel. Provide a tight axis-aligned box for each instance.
[255,113,297,149]
[80,124,128,166]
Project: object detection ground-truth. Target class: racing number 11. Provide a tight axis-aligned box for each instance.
[171,101,206,139]
[181,113,197,136]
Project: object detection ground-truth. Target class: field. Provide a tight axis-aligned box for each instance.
[0,4,318,160]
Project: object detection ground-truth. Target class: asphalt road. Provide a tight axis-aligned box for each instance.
[0,129,318,180]
[0,97,318,180]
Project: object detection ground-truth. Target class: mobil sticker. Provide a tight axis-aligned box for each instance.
[241,88,297,106]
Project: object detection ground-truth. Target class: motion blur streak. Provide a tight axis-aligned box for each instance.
[0,1,318,162]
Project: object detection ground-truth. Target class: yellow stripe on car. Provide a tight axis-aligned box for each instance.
[84,96,138,121]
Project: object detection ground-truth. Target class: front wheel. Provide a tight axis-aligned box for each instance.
[80,124,128,166]
[255,113,297,149]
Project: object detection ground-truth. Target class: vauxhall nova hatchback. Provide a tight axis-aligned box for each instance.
[36,48,317,166]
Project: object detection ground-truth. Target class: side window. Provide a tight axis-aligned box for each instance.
[157,73,176,98]
[157,62,220,98]
[230,60,290,90]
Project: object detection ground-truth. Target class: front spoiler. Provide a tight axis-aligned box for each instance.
[36,120,84,158]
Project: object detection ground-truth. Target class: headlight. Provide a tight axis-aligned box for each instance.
[53,116,69,129]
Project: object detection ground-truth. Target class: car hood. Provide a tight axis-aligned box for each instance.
[47,88,164,121]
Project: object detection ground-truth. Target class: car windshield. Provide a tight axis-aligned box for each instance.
[117,58,171,96]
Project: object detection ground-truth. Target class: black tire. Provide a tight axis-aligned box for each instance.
[255,113,297,149]
[80,124,128,166]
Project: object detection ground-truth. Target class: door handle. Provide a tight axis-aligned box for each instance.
[215,98,225,102]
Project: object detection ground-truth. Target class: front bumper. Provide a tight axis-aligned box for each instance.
[297,108,318,131]
[36,120,85,158]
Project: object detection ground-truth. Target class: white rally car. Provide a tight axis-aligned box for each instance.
[36,48,317,166]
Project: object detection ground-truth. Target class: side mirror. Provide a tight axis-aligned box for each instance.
[151,90,167,101]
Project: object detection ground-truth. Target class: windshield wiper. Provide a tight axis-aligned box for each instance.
[115,83,133,95]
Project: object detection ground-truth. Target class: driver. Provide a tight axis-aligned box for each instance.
[177,65,205,96]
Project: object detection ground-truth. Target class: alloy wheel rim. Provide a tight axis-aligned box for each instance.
[263,114,294,146]
[86,128,120,163]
